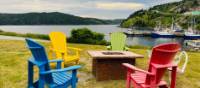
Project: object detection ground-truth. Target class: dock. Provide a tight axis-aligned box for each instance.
[123,32,185,38]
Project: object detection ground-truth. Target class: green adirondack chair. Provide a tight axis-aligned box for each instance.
[107,32,129,51]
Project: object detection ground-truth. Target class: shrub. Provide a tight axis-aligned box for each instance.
[68,28,107,45]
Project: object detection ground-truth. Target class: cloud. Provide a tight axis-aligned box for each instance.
[0,0,182,19]
[6,1,71,12]
[144,0,182,8]
[96,2,144,10]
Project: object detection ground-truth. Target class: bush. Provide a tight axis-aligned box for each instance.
[68,28,107,45]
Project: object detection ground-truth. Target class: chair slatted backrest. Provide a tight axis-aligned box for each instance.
[25,39,53,83]
[146,43,180,84]
[49,32,67,58]
[110,32,126,50]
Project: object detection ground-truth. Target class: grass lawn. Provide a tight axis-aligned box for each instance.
[0,40,200,88]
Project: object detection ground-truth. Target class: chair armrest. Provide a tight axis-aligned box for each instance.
[125,46,129,51]
[49,46,65,53]
[50,48,65,53]
[68,47,82,51]
[168,51,188,74]
[40,65,81,75]
[174,51,188,73]
[122,63,154,75]
[151,63,177,69]
[48,59,63,63]
[107,45,111,50]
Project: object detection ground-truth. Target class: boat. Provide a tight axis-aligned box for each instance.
[184,31,200,39]
[151,31,175,38]
[151,20,175,38]
[184,40,200,51]
[184,24,200,40]
[172,23,184,33]
[184,18,200,39]
[127,28,134,34]
[123,28,134,36]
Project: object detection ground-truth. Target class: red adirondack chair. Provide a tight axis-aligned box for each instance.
[123,43,180,88]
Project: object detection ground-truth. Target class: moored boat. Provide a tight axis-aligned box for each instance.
[151,31,175,38]
[151,20,176,38]
[184,32,200,39]
[184,11,200,39]
[184,40,200,51]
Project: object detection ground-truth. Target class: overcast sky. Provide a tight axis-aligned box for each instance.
[0,0,182,19]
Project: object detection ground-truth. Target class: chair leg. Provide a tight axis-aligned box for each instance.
[28,61,34,88]
[61,62,65,68]
[126,70,131,88]
[72,70,77,88]
[126,78,131,88]
[76,60,79,64]
[38,75,45,88]
[170,67,177,88]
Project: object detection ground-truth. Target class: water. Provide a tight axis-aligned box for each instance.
[0,25,185,47]
[126,37,185,46]
[0,25,125,40]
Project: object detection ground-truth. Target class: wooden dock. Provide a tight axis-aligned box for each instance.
[124,32,151,37]
[123,32,185,37]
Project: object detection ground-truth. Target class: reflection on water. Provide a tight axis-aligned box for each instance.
[127,37,185,47]
[0,25,187,47]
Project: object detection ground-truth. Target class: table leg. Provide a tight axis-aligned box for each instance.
[92,58,97,77]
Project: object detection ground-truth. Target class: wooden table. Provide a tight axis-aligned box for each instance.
[87,51,143,81]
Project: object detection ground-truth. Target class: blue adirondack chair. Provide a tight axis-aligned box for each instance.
[26,38,81,88]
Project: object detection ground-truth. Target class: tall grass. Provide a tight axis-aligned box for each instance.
[0,29,49,40]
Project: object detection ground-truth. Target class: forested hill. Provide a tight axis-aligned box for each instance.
[121,0,200,30]
[0,12,122,25]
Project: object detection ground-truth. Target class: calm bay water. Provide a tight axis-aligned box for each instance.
[0,25,185,46]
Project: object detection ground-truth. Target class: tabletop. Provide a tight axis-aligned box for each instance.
[87,51,144,59]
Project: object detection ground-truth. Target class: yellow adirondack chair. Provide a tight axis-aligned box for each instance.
[49,32,82,67]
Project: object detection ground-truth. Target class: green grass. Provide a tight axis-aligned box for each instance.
[0,40,200,88]
[0,30,49,40]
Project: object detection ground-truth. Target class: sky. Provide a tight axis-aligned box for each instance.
[0,0,182,19]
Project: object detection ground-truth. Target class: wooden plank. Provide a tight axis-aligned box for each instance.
[93,58,136,81]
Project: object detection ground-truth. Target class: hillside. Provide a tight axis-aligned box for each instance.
[121,0,200,30]
[0,12,122,25]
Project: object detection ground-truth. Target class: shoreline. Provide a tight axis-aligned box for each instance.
[0,30,50,40]
[0,35,49,42]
